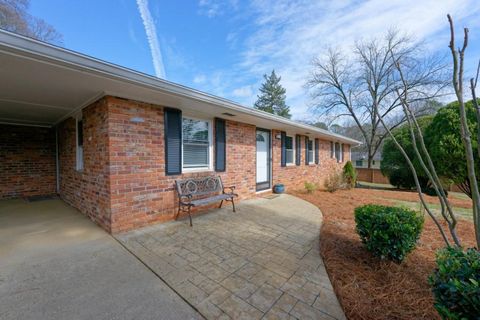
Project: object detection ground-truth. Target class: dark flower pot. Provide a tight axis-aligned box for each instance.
[273,184,285,194]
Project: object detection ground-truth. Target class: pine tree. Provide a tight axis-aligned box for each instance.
[254,70,291,118]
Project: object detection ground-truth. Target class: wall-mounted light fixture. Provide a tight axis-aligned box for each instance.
[130,117,145,123]
[275,133,282,139]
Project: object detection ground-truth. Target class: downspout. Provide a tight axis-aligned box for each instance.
[55,125,60,194]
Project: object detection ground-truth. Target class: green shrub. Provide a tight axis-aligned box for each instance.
[423,186,448,198]
[354,204,424,263]
[324,170,345,192]
[381,115,432,189]
[429,247,480,320]
[304,182,317,193]
[343,161,357,189]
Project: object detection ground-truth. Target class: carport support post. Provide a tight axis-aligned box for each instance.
[55,125,60,194]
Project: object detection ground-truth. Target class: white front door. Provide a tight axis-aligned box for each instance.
[256,129,270,190]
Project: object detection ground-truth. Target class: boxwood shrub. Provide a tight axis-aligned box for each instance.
[354,204,424,263]
[429,247,480,320]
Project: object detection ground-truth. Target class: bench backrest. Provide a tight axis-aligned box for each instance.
[175,176,224,197]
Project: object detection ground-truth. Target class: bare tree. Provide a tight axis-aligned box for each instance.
[0,0,62,44]
[370,16,480,248]
[386,49,461,247]
[448,14,480,248]
[306,30,447,168]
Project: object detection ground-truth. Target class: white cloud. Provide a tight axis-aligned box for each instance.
[193,74,207,84]
[232,85,254,98]
[213,0,480,119]
[198,0,239,18]
[198,0,222,18]
[136,0,166,78]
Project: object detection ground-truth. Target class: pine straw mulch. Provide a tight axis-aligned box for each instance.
[291,188,476,320]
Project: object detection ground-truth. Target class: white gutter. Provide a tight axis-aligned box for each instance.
[0,30,361,145]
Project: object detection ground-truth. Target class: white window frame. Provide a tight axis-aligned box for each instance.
[307,138,315,164]
[75,116,84,171]
[181,116,213,173]
[285,134,295,166]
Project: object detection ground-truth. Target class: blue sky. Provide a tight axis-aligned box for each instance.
[30,0,480,121]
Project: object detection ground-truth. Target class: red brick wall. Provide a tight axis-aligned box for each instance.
[271,130,349,191]
[56,96,352,233]
[105,97,351,232]
[0,124,56,199]
[106,97,257,232]
[57,98,112,231]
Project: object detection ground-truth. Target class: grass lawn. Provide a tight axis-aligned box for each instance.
[291,187,476,320]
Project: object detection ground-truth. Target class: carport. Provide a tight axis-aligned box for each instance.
[0,30,204,319]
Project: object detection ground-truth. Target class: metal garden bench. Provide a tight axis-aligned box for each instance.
[174,176,237,226]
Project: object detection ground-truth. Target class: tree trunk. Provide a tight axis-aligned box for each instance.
[367,153,374,169]
[448,14,480,248]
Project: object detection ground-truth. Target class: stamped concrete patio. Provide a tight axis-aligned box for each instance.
[117,194,345,320]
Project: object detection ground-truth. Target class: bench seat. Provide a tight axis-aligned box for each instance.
[190,193,235,207]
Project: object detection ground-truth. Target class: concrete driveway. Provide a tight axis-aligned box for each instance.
[117,194,346,320]
[0,198,200,320]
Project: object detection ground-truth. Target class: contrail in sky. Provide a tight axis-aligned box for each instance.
[136,0,166,78]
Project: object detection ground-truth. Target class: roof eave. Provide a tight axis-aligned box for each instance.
[0,30,362,145]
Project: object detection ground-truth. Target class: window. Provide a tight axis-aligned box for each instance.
[372,160,376,165]
[307,139,314,164]
[76,118,84,171]
[356,160,363,167]
[182,117,212,170]
[285,136,294,164]
[335,142,340,162]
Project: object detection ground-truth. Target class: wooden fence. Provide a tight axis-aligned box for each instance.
[356,168,390,184]
[356,167,465,193]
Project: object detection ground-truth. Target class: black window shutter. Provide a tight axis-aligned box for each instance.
[315,138,319,164]
[215,118,226,172]
[330,141,334,158]
[305,137,309,165]
[280,131,286,167]
[295,135,301,165]
[164,108,182,175]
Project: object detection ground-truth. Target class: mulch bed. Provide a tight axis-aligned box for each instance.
[291,188,476,320]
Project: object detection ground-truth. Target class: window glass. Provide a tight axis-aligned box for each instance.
[256,134,265,142]
[308,139,314,163]
[356,160,363,167]
[77,120,83,147]
[183,118,210,168]
[285,136,293,164]
[335,142,340,162]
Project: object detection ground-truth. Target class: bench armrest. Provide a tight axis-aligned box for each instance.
[179,194,193,203]
[223,185,236,194]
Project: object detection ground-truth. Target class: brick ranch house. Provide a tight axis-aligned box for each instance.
[0,30,359,233]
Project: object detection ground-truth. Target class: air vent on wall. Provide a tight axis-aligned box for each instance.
[222,112,236,117]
